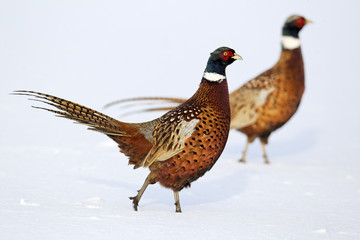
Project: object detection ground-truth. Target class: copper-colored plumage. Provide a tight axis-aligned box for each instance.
[230,46,305,163]
[14,47,241,212]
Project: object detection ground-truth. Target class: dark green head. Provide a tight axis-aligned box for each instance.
[204,47,242,79]
[282,15,312,38]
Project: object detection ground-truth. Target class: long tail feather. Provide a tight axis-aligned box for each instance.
[13,90,126,136]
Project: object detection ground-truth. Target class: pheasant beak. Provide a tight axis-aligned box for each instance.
[232,53,243,60]
[305,19,313,24]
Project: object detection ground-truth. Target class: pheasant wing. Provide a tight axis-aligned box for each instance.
[136,113,199,168]
[230,71,278,129]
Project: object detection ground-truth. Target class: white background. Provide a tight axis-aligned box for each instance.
[1,0,359,239]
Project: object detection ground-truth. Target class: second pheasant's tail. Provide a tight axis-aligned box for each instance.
[13,90,127,136]
[104,96,186,109]
[104,96,186,117]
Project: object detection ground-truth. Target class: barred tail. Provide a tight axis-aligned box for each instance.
[13,90,126,136]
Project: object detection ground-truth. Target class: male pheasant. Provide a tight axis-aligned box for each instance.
[14,47,242,212]
[105,15,311,164]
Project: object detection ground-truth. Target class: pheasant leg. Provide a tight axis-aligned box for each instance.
[129,176,150,211]
[239,139,250,163]
[260,141,270,164]
[174,191,182,213]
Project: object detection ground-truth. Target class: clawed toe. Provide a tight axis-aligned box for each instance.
[129,196,139,211]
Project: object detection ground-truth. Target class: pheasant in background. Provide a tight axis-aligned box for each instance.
[14,47,242,212]
[105,15,311,164]
[230,15,311,163]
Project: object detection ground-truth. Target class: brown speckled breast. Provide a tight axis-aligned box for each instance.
[152,105,230,191]
[240,48,304,138]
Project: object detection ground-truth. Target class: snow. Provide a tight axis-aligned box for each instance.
[1,0,360,239]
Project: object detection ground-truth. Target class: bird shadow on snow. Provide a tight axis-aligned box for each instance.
[77,175,142,194]
[268,127,318,158]
[226,127,318,161]
[180,167,250,208]
[77,163,250,210]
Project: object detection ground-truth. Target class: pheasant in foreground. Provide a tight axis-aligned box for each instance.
[105,15,311,164]
[14,47,242,212]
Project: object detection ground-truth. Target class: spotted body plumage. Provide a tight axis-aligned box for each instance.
[151,104,230,192]
[14,46,242,212]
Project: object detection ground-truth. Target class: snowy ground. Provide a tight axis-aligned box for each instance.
[1,0,360,239]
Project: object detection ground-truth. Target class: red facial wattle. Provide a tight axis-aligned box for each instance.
[220,51,234,61]
[294,17,306,28]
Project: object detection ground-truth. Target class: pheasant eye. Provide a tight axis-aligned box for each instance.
[294,17,306,28]
[221,51,233,60]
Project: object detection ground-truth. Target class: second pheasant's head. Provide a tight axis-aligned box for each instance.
[203,47,242,82]
[281,15,312,50]
[282,15,312,38]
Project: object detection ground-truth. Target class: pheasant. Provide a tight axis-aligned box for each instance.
[14,47,242,212]
[105,15,311,164]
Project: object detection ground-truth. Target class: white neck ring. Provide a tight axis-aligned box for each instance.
[203,72,226,82]
[281,36,301,50]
